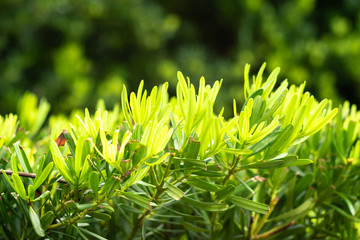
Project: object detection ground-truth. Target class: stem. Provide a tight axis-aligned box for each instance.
[251,221,295,240]
[0,170,67,183]
[210,155,241,238]
[21,221,27,240]
[222,156,240,185]
[48,209,90,230]
[127,155,173,240]
[127,209,150,240]
[210,211,219,240]
[251,191,278,236]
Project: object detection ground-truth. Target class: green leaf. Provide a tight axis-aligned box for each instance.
[33,162,54,190]
[183,222,209,232]
[221,148,252,155]
[240,160,285,169]
[89,171,100,196]
[30,98,50,137]
[250,96,265,125]
[98,203,115,213]
[265,125,294,158]
[1,169,15,190]
[33,191,51,202]
[240,155,298,169]
[34,155,46,183]
[13,142,32,173]
[191,170,225,177]
[129,141,147,167]
[77,227,108,240]
[260,83,288,122]
[235,174,255,194]
[215,185,235,201]
[182,137,201,159]
[248,126,281,157]
[12,174,27,200]
[294,173,313,194]
[122,192,156,210]
[186,177,220,192]
[49,141,74,184]
[29,206,45,237]
[242,89,264,111]
[76,203,96,211]
[227,195,268,214]
[325,203,360,222]
[28,185,35,201]
[285,159,313,166]
[233,177,263,196]
[124,165,149,188]
[75,135,85,177]
[335,191,355,216]
[262,66,280,99]
[63,130,76,157]
[74,226,90,240]
[88,211,112,221]
[11,154,18,175]
[182,197,228,212]
[268,198,313,222]
[165,182,184,201]
[304,108,338,136]
[40,211,55,230]
[174,157,205,168]
[145,152,170,166]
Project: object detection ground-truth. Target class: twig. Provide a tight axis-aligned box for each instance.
[0,170,68,184]
[127,154,174,240]
[251,221,295,240]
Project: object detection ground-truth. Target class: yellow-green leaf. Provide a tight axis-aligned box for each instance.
[29,206,45,237]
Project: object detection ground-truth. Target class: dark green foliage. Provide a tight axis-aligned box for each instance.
[1,0,360,117]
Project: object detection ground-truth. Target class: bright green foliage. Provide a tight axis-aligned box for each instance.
[1,64,359,240]
[17,92,50,138]
[0,113,18,148]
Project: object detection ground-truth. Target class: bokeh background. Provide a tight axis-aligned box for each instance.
[1,0,360,117]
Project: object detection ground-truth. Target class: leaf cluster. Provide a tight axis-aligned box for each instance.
[1,64,358,239]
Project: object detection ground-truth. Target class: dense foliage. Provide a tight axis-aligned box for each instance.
[1,0,360,115]
[1,64,359,239]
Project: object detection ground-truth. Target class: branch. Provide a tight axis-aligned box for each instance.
[251,221,295,240]
[0,170,68,184]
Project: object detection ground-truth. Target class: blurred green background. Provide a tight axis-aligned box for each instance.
[1,0,360,117]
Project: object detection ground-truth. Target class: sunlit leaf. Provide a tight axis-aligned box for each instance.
[29,206,45,237]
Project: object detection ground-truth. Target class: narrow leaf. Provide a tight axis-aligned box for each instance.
[88,211,112,221]
[40,211,55,230]
[182,197,228,212]
[12,174,27,200]
[165,182,184,201]
[227,195,268,214]
[221,148,252,155]
[122,192,156,210]
[33,162,54,190]
[285,159,313,166]
[215,185,235,201]
[75,135,86,177]
[89,171,100,196]
[14,142,32,173]
[29,206,45,237]
[1,169,15,190]
[78,227,108,240]
[268,198,313,222]
[186,177,220,192]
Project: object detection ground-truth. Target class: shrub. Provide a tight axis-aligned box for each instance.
[1,64,359,239]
